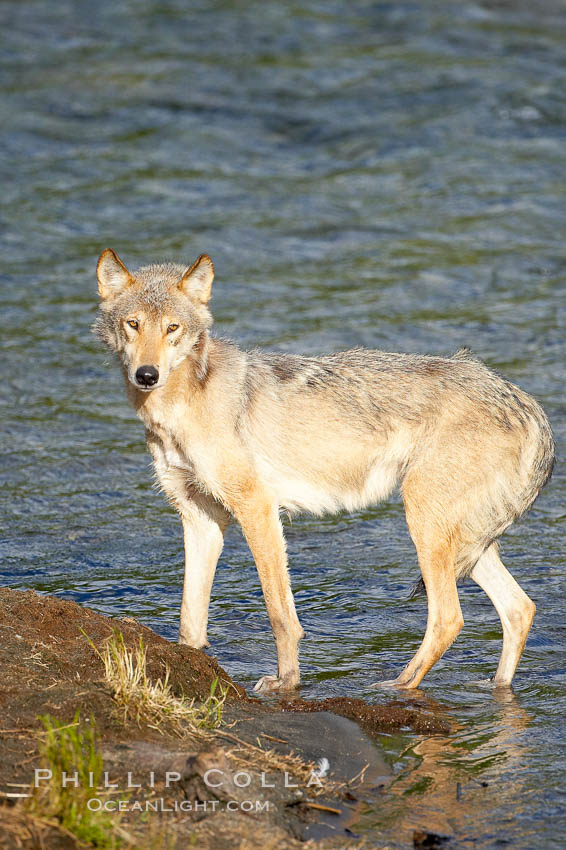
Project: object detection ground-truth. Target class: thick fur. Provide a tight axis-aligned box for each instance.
[95,250,555,692]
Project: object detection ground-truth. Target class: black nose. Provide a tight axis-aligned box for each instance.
[135,365,159,387]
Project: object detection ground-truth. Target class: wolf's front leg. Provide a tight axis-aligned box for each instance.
[235,494,304,693]
[179,500,229,648]
[145,432,230,649]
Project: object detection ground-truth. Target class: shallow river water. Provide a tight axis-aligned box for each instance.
[1,1,566,846]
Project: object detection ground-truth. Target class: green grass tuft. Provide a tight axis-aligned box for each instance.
[29,710,121,848]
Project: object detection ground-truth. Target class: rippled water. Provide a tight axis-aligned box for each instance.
[1,1,565,846]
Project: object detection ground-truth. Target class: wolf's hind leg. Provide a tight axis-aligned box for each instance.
[470,544,535,685]
[393,541,463,689]
[375,489,464,689]
[179,496,230,649]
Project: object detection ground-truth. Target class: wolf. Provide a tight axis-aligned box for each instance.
[94,249,554,692]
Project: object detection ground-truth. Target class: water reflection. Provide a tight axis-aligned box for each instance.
[369,688,533,847]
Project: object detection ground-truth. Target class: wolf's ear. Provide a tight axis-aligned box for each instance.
[97,249,133,300]
[178,254,214,304]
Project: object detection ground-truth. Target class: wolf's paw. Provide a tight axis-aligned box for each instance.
[253,675,281,693]
[370,678,406,689]
[253,674,298,694]
[179,634,210,649]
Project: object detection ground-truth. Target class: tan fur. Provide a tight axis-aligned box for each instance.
[95,250,555,691]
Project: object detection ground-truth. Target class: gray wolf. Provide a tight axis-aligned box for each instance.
[94,249,554,692]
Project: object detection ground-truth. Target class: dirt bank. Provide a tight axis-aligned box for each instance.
[0,588,449,849]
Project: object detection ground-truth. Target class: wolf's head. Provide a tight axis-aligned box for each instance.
[94,250,214,391]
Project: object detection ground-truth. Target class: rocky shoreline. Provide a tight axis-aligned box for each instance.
[0,588,449,849]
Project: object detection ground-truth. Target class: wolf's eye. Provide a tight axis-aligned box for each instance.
[167,323,179,334]
[126,319,139,330]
